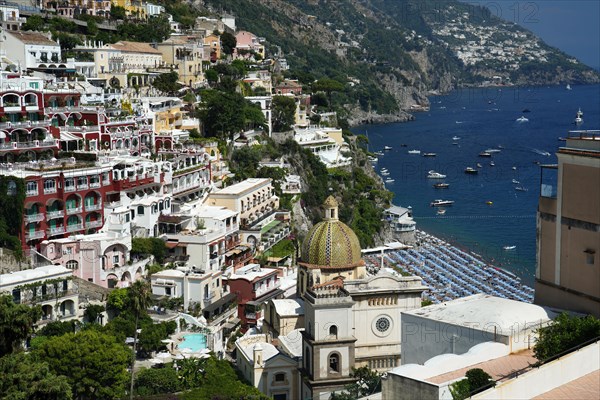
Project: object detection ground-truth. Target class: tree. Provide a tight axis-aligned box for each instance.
[221,32,237,56]
[34,329,131,399]
[37,320,78,338]
[83,304,105,324]
[199,90,245,139]
[0,294,42,357]
[22,14,45,31]
[272,95,296,132]
[330,366,381,399]
[128,280,152,400]
[0,352,72,400]
[110,5,127,20]
[534,313,600,360]
[450,368,495,400]
[312,78,345,110]
[107,287,129,314]
[131,237,168,264]
[152,71,182,95]
[135,367,181,396]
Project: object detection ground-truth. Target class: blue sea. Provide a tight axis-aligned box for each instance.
[354,84,600,285]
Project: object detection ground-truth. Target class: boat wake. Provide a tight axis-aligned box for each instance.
[532,148,551,156]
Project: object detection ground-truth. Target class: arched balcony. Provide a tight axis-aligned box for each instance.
[66,215,83,233]
[65,194,82,215]
[84,191,102,212]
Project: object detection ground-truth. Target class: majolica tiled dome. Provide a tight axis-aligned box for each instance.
[301,196,362,268]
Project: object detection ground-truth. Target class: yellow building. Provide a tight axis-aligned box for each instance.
[112,0,146,19]
[156,35,205,88]
[535,130,600,317]
[203,34,221,62]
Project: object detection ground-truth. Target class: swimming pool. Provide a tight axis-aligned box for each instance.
[180,333,207,352]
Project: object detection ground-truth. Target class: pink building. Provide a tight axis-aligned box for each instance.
[234,31,265,60]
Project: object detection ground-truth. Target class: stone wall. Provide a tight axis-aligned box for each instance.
[0,248,30,274]
[74,276,111,303]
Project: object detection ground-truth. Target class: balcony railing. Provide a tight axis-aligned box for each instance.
[26,231,45,241]
[25,213,44,223]
[86,220,102,228]
[85,202,102,211]
[46,210,64,219]
[47,226,65,236]
[66,206,82,215]
[26,190,38,197]
[44,187,57,194]
[65,185,76,192]
[66,223,83,232]
[90,181,101,188]
[77,184,89,190]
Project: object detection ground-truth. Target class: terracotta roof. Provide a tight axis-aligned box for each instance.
[312,277,344,290]
[111,41,161,54]
[8,31,58,46]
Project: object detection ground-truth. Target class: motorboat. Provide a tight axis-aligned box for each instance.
[486,201,493,206]
[374,151,384,156]
[381,171,390,176]
[489,161,495,166]
[384,146,393,150]
[476,163,483,168]
[433,183,449,189]
[437,209,447,215]
[427,170,446,179]
[430,199,455,207]
[381,168,388,172]
[368,156,378,163]
[516,116,529,123]
[385,178,395,183]
[478,151,492,157]
[408,150,421,154]
[512,179,520,184]
[422,152,437,157]
[465,167,478,174]
[515,186,528,192]
[566,84,572,90]
[484,149,501,153]
[512,166,517,170]
[503,245,517,250]
[452,136,461,141]
[574,108,584,125]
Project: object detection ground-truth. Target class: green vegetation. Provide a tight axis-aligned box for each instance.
[272,95,297,132]
[330,366,382,399]
[534,313,600,361]
[0,295,41,356]
[131,237,168,264]
[152,71,183,95]
[0,176,25,260]
[199,90,266,139]
[450,368,495,400]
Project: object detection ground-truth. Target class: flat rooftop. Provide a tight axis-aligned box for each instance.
[426,349,536,384]
[403,294,555,333]
[533,370,600,400]
[211,178,270,195]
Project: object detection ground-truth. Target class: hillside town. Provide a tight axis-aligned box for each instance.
[0,2,599,400]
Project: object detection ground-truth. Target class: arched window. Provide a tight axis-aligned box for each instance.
[329,325,338,339]
[66,260,78,270]
[274,372,285,383]
[329,353,340,373]
[137,205,144,215]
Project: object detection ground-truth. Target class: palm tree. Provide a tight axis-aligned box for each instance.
[128,280,152,399]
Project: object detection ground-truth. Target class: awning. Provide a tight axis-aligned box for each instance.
[202,292,237,314]
[60,131,81,141]
[165,241,179,249]
[223,317,240,330]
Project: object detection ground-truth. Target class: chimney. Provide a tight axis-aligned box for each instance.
[253,343,263,367]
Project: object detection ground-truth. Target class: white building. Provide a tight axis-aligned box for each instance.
[4,30,61,71]
[144,3,165,16]
[0,2,26,31]
[293,126,352,169]
[400,294,556,366]
[0,265,79,323]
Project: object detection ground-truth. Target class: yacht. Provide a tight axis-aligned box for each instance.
[478,151,492,157]
[385,178,395,183]
[384,146,393,150]
[516,116,529,123]
[503,245,517,250]
[452,136,461,141]
[484,148,501,153]
[574,108,584,125]
[430,199,455,207]
[381,171,390,176]
[465,167,478,174]
[368,156,378,163]
[512,179,520,184]
[407,149,421,155]
[374,151,384,156]
[433,183,450,189]
[515,186,528,192]
[427,170,446,179]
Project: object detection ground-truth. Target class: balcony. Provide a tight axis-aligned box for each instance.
[26,231,45,241]
[77,183,89,190]
[86,220,102,229]
[46,210,64,219]
[67,223,84,232]
[25,213,44,223]
[65,185,76,192]
[90,181,101,189]
[44,187,57,195]
[85,203,102,212]
[26,189,38,197]
[66,206,82,215]
[47,226,65,236]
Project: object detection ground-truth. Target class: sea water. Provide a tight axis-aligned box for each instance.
[355,84,600,285]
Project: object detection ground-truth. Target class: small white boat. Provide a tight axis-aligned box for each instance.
[465,167,479,174]
[430,199,454,207]
[381,171,390,176]
[574,108,584,125]
[512,166,517,170]
[368,156,378,163]
[516,116,529,123]
[489,161,495,166]
[422,152,437,157]
[437,209,446,215]
[427,170,447,179]
[566,84,572,90]
[385,178,395,183]
[374,151,384,156]
[512,179,520,184]
[452,136,461,140]
[503,245,517,250]
[515,186,528,192]
[476,163,483,168]
[384,146,393,150]
[484,149,501,153]
[381,168,388,172]
[408,150,421,155]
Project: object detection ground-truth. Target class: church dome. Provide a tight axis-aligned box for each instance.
[301,196,362,268]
